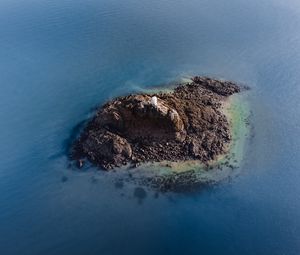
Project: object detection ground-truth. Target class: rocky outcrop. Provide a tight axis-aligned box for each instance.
[71,76,241,170]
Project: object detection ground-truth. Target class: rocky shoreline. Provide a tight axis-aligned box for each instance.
[71,76,243,171]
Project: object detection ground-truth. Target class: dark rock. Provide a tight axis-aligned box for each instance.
[134,187,147,203]
[61,176,68,183]
[71,76,240,170]
[115,180,124,189]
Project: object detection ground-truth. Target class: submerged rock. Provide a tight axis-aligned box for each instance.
[71,76,241,170]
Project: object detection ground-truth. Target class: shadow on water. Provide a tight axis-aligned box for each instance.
[47,119,87,161]
[63,119,88,155]
[49,102,102,161]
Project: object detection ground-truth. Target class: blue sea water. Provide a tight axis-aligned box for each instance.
[1,0,300,254]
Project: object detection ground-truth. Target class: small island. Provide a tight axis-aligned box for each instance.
[71,76,244,173]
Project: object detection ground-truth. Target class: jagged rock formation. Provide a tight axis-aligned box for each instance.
[71,76,241,170]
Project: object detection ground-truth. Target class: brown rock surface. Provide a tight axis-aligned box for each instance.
[71,76,241,170]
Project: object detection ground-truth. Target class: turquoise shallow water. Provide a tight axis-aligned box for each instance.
[1,0,300,254]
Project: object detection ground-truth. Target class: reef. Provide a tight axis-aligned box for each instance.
[71,76,242,171]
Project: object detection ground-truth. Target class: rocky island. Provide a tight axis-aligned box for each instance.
[71,76,243,172]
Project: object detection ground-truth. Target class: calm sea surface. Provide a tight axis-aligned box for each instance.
[1,0,300,254]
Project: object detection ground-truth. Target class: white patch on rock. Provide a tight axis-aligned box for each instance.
[151,96,158,107]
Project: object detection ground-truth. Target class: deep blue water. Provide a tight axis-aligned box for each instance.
[1,0,300,254]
